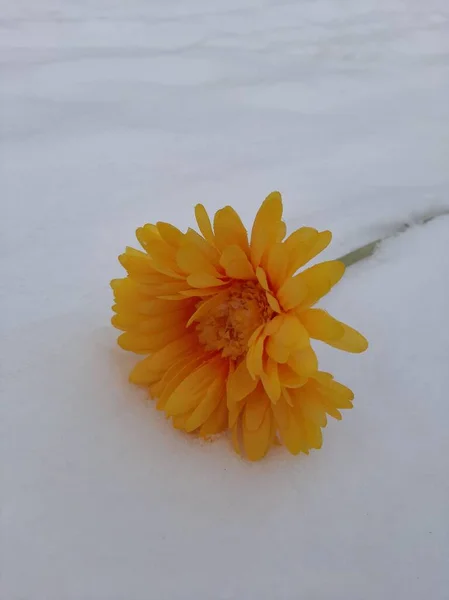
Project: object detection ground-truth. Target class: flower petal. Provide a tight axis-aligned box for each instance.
[129,333,198,383]
[187,273,227,288]
[296,260,345,308]
[227,359,258,406]
[286,229,332,276]
[243,403,273,461]
[176,243,222,277]
[288,346,318,377]
[213,206,250,254]
[156,222,184,248]
[195,204,215,245]
[260,358,281,403]
[272,396,308,455]
[266,242,289,290]
[164,356,222,416]
[243,386,270,432]
[277,273,308,310]
[199,400,228,437]
[300,308,345,340]
[185,377,226,432]
[250,191,283,268]
[219,245,255,279]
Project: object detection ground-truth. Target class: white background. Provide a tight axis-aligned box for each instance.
[1,1,449,598]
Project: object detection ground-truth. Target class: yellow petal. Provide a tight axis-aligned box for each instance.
[300,309,345,341]
[156,353,208,410]
[213,206,250,253]
[266,292,281,313]
[275,314,310,350]
[136,223,161,251]
[187,273,227,288]
[156,222,184,248]
[186,290,229,327]
[246,329,266,378]
[185,377,226,432]
[286,229,332,276]
[219,245,255,279]
[164,357,222,416]
[303,419,323,449]
[179,284,231,298]
[227,359,258,406]
[250,191,283,268]
[243,405,273,461]
[324,322,368,354]
[278,364,308,388]
[176,243,221,277]
[129,333,197,383]
[184,228,221,265]
[266,336,290,363]
[243,388,270,431]
[145,239,184,278]
[288,346,318,377]
[277,273,308,310]
[260,358,281,403]
[172,412,192,431]
[118,323,184,354]
[195,204,215,245]
[199,400,228,436]
[272,397,307,455]
[231,422,242,455]
[296,260,345,308]
[298,393,327,427]
[266,243,289,290]
[255,266,270,291]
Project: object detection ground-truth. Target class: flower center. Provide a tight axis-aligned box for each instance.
[196,281,273,359]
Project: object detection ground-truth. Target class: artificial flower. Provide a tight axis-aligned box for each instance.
[112,191,367,459]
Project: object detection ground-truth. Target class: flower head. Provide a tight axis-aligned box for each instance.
[112,192,368,460]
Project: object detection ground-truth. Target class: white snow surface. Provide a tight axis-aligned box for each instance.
[1,1,449,599]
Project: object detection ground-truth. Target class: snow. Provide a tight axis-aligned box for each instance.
[1,1,449,598]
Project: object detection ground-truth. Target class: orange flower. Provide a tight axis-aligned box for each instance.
[112,192,368,460]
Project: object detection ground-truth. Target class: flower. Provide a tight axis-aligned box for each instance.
[112,191,368,460]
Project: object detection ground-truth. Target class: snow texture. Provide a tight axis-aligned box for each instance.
[1,1,449,599]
